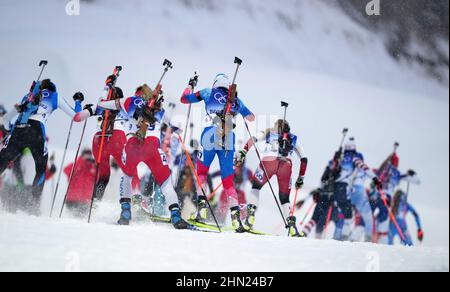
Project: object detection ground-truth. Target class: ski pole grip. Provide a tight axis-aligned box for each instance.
[39,60,48,67]
[281,101,289,108]
[163,59,173,69]
[234,57,243,65]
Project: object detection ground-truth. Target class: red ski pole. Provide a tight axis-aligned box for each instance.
[323,204,333,238]
[290,189,300,217]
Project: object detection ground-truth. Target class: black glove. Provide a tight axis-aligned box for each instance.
[73,92,84,102]
[83,104,95,116]
[49,164,57,174]
[189,75,198,88]
[105,75,116,86]
[295,176,304,190]
[311,189,321,203]
[407,170,417,177]
[15,103,28,113]
[372,177,382,189]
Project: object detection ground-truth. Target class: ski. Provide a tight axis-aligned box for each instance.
[189,220,271,236]
[133,198,269,235]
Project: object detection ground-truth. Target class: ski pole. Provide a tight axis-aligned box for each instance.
[177,134,222,232]
[59,120,88,218]
[88,66,123,223]
[50,120,74,217]
[243,119,288,228]
[290,189,300,217]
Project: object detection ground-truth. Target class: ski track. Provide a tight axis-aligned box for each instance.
[0,212,448,272]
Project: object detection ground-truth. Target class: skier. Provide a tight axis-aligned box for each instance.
[0,147,56,214]
[180,73,255,232]
[389,189,423,246]
[82,83,191,229]
[0,79,83,211]
[63,149,97,216]
[236,120,308,236]
[334,137,378,242]
[370,152,418,244]
[74,75,134,201]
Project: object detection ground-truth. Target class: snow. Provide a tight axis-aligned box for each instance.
[0,212,447,272]
[0,0,449,271]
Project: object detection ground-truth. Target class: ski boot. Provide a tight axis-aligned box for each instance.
[170,204,194,230]
[287,216,305,238]
[194,195,208,222]
[231,206,247,233]
[118,198,132,226]
[245,204,257,229]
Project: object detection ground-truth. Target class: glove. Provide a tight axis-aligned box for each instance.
[295,176,304,190]
[235,150,247,166]
[372,177,382,189]
[417,229,424,242]
[311,189,321,203]
[105,75,116,86]
[49,164,57,174]
[15,103,28,113]
[407,169,417,177]
[189,75,198,88]
[73,92,85,102]
[83,104,95,116]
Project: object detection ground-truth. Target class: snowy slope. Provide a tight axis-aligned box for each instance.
[0,213,448,272]
[0,0,448,259]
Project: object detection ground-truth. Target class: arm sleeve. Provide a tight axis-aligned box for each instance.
[74,101,82,113]
[181,88,210,104]
[237,98,253,118]
[353,157,376,179]
[98,99,120,111]
[58,97,77,118]
[244,131,266,152]
[294,145,308,177]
